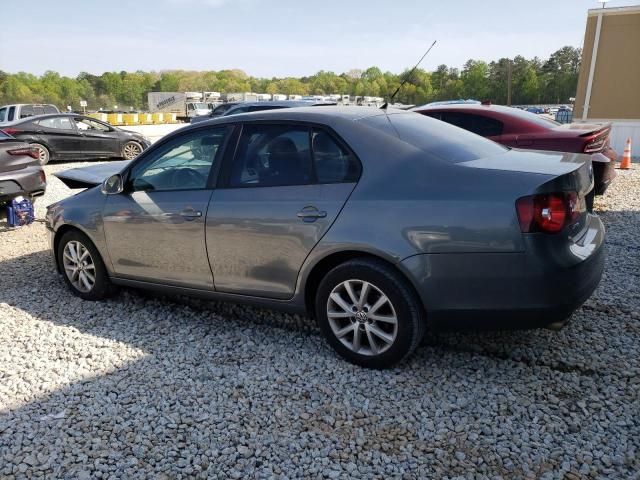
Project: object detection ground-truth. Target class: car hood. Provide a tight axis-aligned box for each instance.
[54,160,130,189]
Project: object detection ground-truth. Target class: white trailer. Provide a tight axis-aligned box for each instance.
[272,94,287,101]
[148,92,210,121]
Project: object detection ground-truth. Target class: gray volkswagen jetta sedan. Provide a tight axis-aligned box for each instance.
[46,107,605,368]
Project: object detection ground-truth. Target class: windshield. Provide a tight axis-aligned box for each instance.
[361,112,508,163]
[194,103,208,110]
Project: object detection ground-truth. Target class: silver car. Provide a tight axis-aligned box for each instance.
[47,107,605,368]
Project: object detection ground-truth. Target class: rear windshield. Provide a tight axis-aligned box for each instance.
[0,130,12,139]
[504,107,560,128]
[361,112,508,163]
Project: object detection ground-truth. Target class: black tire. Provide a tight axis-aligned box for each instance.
[57,229,117,300]
[122,141,143,160]
[315,258,425,369]
[31,143,50,165]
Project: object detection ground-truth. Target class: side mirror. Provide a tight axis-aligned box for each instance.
[101,174,124,195]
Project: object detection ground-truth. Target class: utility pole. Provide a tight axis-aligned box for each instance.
[507,59,512,106]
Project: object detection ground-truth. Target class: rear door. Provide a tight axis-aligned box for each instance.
[206,123,361,299]
[34,116,81,158]
[73,117,121,157]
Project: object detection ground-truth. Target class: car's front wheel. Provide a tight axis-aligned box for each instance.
[57,230,117,300]
[315,258,425,368]
[122,141,143,160]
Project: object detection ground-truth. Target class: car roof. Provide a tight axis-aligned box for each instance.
[199,106,402,126]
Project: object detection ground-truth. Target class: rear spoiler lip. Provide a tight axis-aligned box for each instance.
[578,122,612,138]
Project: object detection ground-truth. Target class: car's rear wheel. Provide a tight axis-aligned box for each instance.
[57,230,117,300]
[122,141,142,160]
[315,258,425,368]
[31,143,50,165]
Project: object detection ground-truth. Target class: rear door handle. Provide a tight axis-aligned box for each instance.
[297,206,327,222]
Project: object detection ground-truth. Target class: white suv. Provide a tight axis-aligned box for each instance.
[0,104,60,125]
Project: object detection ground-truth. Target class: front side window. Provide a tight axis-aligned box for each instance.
[230,125,312,187]
[75,118,110,132]
[128,127,227,192]
[44,105,58,114]
[8,106,15,122]
[37,117,75,130]
[311,129,360,183]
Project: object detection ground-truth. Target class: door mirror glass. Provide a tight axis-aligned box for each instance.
[102,174,124,195]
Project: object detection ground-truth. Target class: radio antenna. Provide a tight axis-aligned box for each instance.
[382,40,437,109]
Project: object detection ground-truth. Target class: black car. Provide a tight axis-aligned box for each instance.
[0,130,46,207]
[190,101,335,124]
[2,114,151,165]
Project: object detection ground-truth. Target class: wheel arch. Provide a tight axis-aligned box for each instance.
[302,249,427,319]
[52,224,102,273]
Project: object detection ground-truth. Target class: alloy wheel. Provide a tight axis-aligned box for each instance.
[123,142,142,160]
[62,240,96,293]
[327,279,398,356]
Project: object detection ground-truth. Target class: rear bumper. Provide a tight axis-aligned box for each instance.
[401,213,605,330]
[0,166,46,204]
[592,151,617,195]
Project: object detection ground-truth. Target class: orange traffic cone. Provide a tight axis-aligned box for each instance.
[619,138,632,169]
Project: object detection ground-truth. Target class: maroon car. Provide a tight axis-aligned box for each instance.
[413,104,616,195]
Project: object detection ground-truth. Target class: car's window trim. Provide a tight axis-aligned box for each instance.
[122,125,233,194]
[217,120,362,189]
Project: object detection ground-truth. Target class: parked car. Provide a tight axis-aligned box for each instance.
[0,104,60,125]
[48,107,604,368]
[1,114,151,165]
[525,107,545,114]
[0,130,46,208]
[413,103,617,195]
[191,101,334,124]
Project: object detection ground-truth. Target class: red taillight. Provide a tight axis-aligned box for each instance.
[583,135,606,153]
[2,128,20,136]
[7,147,39,160]
[39,170,46,184]
[516,192,580,234]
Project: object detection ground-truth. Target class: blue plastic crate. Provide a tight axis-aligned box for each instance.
[6,198,35,227]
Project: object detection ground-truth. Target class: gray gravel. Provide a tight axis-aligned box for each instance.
[0,161,639,479]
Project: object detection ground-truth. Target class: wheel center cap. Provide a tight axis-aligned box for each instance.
[355,311,368,323]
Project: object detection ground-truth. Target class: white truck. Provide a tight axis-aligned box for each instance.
[148,92,210,121]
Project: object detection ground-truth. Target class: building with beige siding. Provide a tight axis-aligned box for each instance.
[574,5,640,156]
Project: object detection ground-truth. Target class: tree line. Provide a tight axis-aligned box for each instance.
[0,46,581,111]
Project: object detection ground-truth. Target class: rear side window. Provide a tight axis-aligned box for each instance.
[8,107,15,122]
[361,113,508,164]
[438,112,503,137]
[0,107,6,122]
[37,117,75,130]
[44,105,58,114]
[311,129,360,183]
[230,125,312,187]
[20,105,35,118]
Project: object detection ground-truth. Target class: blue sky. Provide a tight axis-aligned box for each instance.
[1,0,636,77]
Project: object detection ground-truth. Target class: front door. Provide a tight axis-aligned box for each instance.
[206,124,361,299]
[73,117,121,158]
[103,126,230,289]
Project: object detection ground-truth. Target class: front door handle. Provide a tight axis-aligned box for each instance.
[180,208,202,219]
[297,206,327,222]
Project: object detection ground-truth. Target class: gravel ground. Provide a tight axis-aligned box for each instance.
[0,161,638,479]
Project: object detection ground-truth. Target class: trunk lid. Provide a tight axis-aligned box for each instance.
[0,139,39,173]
